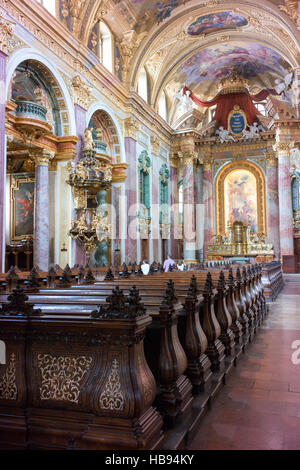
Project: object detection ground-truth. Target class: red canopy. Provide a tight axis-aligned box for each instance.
[182,86,278,129]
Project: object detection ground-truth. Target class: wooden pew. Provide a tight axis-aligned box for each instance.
[0,286,164,450]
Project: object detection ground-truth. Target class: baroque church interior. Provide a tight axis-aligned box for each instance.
[0,0,300,452]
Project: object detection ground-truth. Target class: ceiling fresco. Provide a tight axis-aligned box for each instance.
[173,42,292,97]
[187,11,248,36]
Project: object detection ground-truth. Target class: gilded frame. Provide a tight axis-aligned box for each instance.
[215,160,266,236]
[10,176,35,241]
[227,105,247,138]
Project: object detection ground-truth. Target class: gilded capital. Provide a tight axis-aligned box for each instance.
[72,75,92,109]
[203,157,213,171]
[0,12,15,54]
[178,151,197,166]
[265,151,278,168]
[273,142,292,156]
[124,117,140,140]
[32,149,55,166]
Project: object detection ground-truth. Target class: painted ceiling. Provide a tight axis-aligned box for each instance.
[172,42,292,98]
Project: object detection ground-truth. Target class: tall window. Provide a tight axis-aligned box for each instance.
[100,21,113,73]
[138,67,148,102]
[158,91,167,121]
[36,0,56,15]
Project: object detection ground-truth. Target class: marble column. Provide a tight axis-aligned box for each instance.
[0,15,14,272]
[182,155,196,262]
[0,51,7,272]
[170,160,178,259]
[203,158,214,260]
[275,143,294,256]
[195,162,204,261]
[125,135,138,263]
[266,152,280,259]
[34,150,54,271]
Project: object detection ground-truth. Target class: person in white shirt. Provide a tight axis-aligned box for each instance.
[177,260,185,271]
[141,260,150,275]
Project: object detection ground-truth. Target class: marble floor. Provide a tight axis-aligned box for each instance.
[188,274,300,450]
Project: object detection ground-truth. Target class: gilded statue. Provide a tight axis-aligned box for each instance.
[84,128,94,150]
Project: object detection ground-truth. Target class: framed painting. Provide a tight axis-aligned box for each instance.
[11,177,35,240]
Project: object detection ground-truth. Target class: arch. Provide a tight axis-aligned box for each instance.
[86,102,126,163]
[215,160,266,236]
[6,48,76,135]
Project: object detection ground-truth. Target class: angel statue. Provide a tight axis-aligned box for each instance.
[216,126,235,143]
[174,85,194,115]
[275,69,294,102]
[242,122,264,140]
[290,147,300,171]
[84,128,95,150]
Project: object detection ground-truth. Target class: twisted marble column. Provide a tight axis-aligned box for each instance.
[34,150,54,271]
[195,162,204,262]
[203,158,214,260]
[182,154,196,262]
[275,143,294,256]
[266,152,280,259]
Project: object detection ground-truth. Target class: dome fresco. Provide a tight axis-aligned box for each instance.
[174,42,291,96]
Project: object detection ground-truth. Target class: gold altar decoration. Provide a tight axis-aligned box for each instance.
[217,71,250,94]
[208,221,274,257]
[215,160,266,237]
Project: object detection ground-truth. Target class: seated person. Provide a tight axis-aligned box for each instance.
[141,259,150,275]
[177,260,186,271]
[163,255,176,272]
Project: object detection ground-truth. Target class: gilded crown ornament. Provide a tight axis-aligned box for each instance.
[217,71,250,94]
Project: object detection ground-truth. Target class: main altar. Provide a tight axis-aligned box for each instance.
[207,221,274,262]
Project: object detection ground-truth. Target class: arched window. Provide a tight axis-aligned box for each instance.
[138,67,148,103]
[158,91,167,121]
[138,151,151,220]
[35,0,56,15]
[100,21,113,73]
[159,164,170,223]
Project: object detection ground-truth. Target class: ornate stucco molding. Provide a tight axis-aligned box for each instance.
[150,135,160,155]
[72,75,92,109]
[279,1,299,27]
[0,11,15,54]
[124,117,140,140]
[117,30,146,83]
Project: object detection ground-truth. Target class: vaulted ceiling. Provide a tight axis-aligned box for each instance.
[59,1,300,114]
